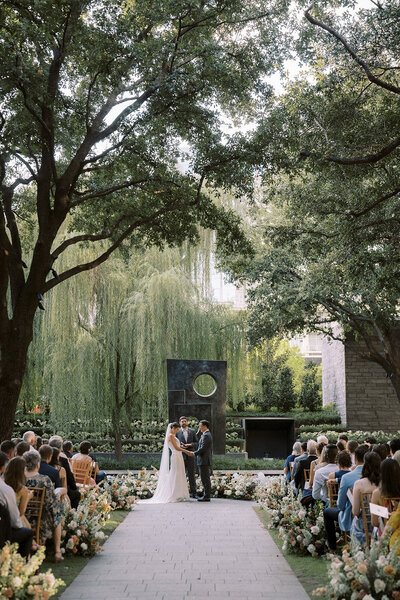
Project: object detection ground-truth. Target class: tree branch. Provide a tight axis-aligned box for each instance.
[304,7,400,95]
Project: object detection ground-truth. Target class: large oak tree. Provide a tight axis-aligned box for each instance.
[0,0,289,438]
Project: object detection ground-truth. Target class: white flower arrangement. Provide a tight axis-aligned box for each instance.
[0,544,64,598]
[312,539,400,600]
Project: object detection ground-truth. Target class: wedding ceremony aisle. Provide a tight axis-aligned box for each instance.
[60,499,310,600]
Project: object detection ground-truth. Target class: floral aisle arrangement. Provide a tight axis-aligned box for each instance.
[0,543,64,599]
[313,540,400,600]
[256,475,294,527]
[208,472,258,500]
[104,474,138,510]
[61,488,113,557]
[279,500,328,556]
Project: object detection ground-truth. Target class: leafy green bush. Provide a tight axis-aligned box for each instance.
[227,407,340,427]
[99,455,285,470]
[299,429,395,443]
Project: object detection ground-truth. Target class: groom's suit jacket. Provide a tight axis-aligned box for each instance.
[176,428,198,461]
[194,430,213,466]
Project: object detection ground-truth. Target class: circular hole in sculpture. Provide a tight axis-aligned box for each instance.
[193,373,217,397]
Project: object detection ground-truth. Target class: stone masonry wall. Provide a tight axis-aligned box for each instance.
[344,345,400,432]
[322,333,400,432]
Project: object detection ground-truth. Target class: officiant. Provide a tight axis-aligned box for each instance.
[176,416,198,498]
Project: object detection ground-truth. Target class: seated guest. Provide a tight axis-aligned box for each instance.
[11,438,22,446]
[3,456,39,550]
[351,451,381,545]
[39,445,68,502]
[364,436,377,446]
[371,443,389,462]
[0,452,33,558]
[35,436,43,451]
[309,442,327,487]
[312,444,338,503]
[291,442,308,479]
[338,434,348,444]
[346,440,358,465]
[294,440,317,491]
[49,436,80,508]
[50,448,67,488]
[390,439,400,457]
[62,440,74,459]
[317,435,329,445]
[39,445,62,488]
[371,458,400,530]
[71,441,105,485]
[0,441,16,459]
[393,450,400,466]
[336,440,346,452]
[16,441,30,457]
[22,431,36,451]
[328,450,352,483]
[283,442,302,482]
[24,451,63,562]
[323,444,369,551]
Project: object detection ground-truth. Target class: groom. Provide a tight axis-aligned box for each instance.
[190,420,213,502]
[176,416,198,498]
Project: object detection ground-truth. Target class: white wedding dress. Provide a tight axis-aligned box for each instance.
[143,426,190,504]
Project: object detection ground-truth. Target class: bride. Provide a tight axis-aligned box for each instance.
[144,422,192,503]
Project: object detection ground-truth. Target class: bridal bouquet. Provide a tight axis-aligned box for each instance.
[0,543,64,598]
[313,539,400,599]
[279,500,328,556]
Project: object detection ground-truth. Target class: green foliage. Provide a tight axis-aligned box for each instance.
[238,1,400,400]
[298,363,322,412]
[227,407,341,427]
[276,366,296,412]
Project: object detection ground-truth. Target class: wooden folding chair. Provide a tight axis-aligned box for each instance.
[382,497,400,517]
[360,492,372,547]
[26,486,45,545]
[304,469,310,484]
[327,481,339,507]
[71,460,95,488]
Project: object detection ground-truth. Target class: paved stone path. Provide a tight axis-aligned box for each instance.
[61,499,310,600]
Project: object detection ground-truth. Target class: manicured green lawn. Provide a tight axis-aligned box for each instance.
[41,510,128,599]
[254,506,329,598]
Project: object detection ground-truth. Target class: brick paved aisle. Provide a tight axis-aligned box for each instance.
[61,499,310,600]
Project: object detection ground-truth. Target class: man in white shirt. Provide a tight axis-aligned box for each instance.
[0,452,34,557]
[312,444,338,503]
[22,431,36,451]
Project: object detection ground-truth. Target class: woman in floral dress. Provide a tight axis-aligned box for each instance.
[24,450,63,561]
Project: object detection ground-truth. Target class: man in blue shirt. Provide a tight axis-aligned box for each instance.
[39,444,62,488]
[323,444,369,550]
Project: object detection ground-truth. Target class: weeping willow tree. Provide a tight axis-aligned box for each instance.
[19,231,250,455]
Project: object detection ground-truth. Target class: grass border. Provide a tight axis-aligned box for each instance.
[254,506,330,598]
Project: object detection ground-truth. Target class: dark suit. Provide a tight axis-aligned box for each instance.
[176,427,198,496]
[294,454,317,490]
[39,461,61,488]
[59,455,81,509]
[194,430,213,499]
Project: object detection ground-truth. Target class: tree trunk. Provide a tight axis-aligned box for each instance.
[114,423,122,462]
[0,327,33,440]
[113,345,123,462]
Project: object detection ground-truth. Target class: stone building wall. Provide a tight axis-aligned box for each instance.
[322,335,400,432]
